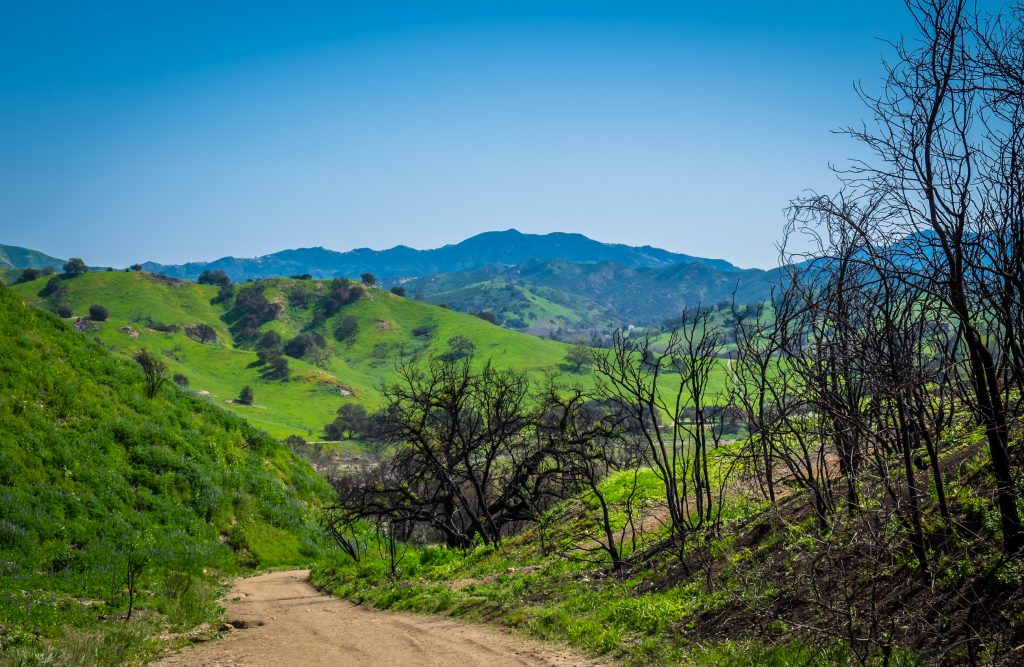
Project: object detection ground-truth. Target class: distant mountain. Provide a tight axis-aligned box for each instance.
[395,258,781,335]
[0,244,64,271]
[141,229,740,281]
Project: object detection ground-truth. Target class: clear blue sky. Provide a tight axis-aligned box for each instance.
[1,1,925,268]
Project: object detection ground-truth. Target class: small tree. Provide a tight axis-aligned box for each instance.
[238,385,254,405]
[89,304,109,321]
[441,335,475,361]
[14,268,39,284]
[563,343,592,372]
[172,373,189,387]
[129,264,142,272]
[473,311,497,324]
[326,403,369,440]
[197,269,231,287]
[360,272,376,287]
[266,354,289,381]
[63,257,88,275]
[123,543,148,622]
[390,286,406,297]
[134,350,168,398]
[333,315,358,342]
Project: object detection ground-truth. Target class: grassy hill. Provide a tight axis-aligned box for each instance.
[9,271,597,439]
[394,258,779,338]
[0,284,331,663]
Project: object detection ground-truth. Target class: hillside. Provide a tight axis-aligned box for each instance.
[9,271,592,439]
[0,285,330,663]
[395,258,780,335]
[0,243,65,271]
[140,229,740,281]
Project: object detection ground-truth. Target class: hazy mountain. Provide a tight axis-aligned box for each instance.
[0,244,65,271]
[395,258,782,334]
[140,229,741,281]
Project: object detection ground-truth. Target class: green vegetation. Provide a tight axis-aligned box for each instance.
[9,271,610,439]
[0,285,330,663]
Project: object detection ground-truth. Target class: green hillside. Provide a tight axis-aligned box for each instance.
[9,271,593,439]
[0,284,330,663]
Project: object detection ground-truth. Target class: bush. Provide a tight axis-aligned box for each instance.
[62,257,88,275]
[88,304,109,322]
[53,302,73,318]
[412,325,432,338]
[261,330,282,348]
[197,269,231,287]
[473,311,497,324]
[283,332,327,360]
[173,373,189,387]
[390,286,406,297]
[38,276,67,300]
[238,386,254,405]
[14,268,40,284]
[265,354,290,381]
[441,335,475,361]
[360,272,376,287]
[334,316,358,342]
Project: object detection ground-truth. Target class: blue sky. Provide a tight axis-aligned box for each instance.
[0,1,923,268]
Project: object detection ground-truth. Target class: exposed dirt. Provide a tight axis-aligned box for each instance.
[155,570,598,667]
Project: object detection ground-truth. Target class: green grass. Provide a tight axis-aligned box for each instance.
[0,284,331,664]
[9,272,608,439]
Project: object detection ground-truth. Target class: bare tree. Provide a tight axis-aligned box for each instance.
[134,349,168,399]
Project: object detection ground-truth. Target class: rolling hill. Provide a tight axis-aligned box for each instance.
[140,229,741,281]
[0,283,330,661]
[394,258,781,335]
[9,271,593,439]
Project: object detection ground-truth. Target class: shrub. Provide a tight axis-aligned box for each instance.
[265,354,290,381]
[390,286,406,297]
[360,272,376,287]
[441,335,474,361]
[197,269,231,287]
[173,373,189,387]
[14,268,39,284]
[283,332,327,360]
[53,302,73,318]
[134,349,168,398]
[238,386,254,405]
[62,257,88,275]
[38,276,67,300]
[473,311,497,324]
[88,304,109,322]
[412,325,432,338]
[334,315,358,341]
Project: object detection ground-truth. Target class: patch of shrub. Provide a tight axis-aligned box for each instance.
[88,304,108,322]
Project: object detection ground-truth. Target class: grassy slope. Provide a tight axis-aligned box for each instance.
[9,272,602,439]
[311,465,799,666]
[0,284,331,663]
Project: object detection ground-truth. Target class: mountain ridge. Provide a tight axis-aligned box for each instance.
[139,229,741,281]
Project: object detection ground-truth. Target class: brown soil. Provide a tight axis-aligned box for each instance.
[155,570,598,667]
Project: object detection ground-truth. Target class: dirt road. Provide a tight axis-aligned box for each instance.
[155,570,597,666]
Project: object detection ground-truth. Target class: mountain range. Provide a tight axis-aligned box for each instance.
[140,229,741,281]
[5,230,784,336]
[0,244,65,271]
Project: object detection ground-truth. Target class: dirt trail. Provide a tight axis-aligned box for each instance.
[155,570,598,667]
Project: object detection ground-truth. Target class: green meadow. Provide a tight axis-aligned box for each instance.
[10,271,600,439]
